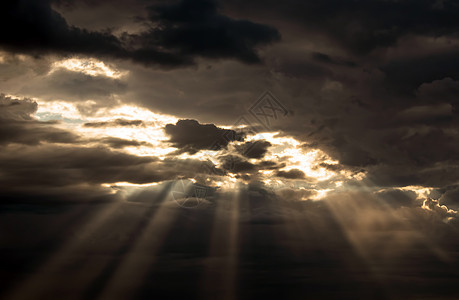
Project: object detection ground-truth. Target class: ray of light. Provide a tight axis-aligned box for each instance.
[201,189,240,300]
[95,181,186,299]
[4,201,123,300]
[322,179,458,288]
[275,196,311,258]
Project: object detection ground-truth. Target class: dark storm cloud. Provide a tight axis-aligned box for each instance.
[257,160,286,170]
[226,0,459,55]
[0,0,279,68]
[0,142,228,203]
[164,119,243,154]
[142,0,280,64]
[0,120,80,146]
[269,58,459,187]
[0,0,123,57]
[235,140,271,159]
[218,154,256,173]
[84,118,145,127]
[275,187,317,201]
[417,77,459,113]
[275,168,306,180]
[382,51,459,94]
[216,154,287,178]
[98,137,150,149]
[311,52,357,68]
[271,57,331,80]
[0,145,162,187]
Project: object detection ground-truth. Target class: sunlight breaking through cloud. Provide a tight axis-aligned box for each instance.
[50,58,128,79]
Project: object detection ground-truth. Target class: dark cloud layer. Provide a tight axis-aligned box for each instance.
[0,0,279,68]
[227,0,459,54]
[143,0,280,64]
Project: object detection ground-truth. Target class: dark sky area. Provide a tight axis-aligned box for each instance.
[1,0,459,299]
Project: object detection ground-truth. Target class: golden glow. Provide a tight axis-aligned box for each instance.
[102,182,160,188]
[33,99,366,193]
[340,169,367,181]
[0,51,28,63]
[311,188,333,200]
[50,58,128,78]
[260,133,339,181]
[399,185,433,198]
[36,100,83,121]
[35,100,179,157]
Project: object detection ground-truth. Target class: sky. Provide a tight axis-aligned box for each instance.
[1,0,459,299]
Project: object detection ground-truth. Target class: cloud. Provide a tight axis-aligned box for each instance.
[375,189,419,208]
[311,52,357,67]
[0,96,233,203]
[84,118,145,127]
[275,169,306,180]
[0,0,123,58]
[0,94,38,121]
[382,51,459,94]
[235,140,271,159]
[0,0,280,68]
[422,197,457,221]
[218,154,256,173]
[0,94,80,145]
[142,0,280,64]
[0,145,162,187]
[98,137,150,149]
[226,0,459,54]
[164,119,243,154]
[20,69,127,102]
[439,186,459,210]
[0,121,80,146]
[2,2,459,298]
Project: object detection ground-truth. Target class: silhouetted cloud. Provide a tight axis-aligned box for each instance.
[84,119,145,127]
[98,137,150,148]
[235,140,271,159]
[165,119,243,154]
[275,168,306,179]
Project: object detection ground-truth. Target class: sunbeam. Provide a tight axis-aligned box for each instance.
[4,201,123,300]
[96,182,184,299]
[201,189,240,300]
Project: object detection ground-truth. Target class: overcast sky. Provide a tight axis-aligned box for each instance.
[1,0,459,299]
